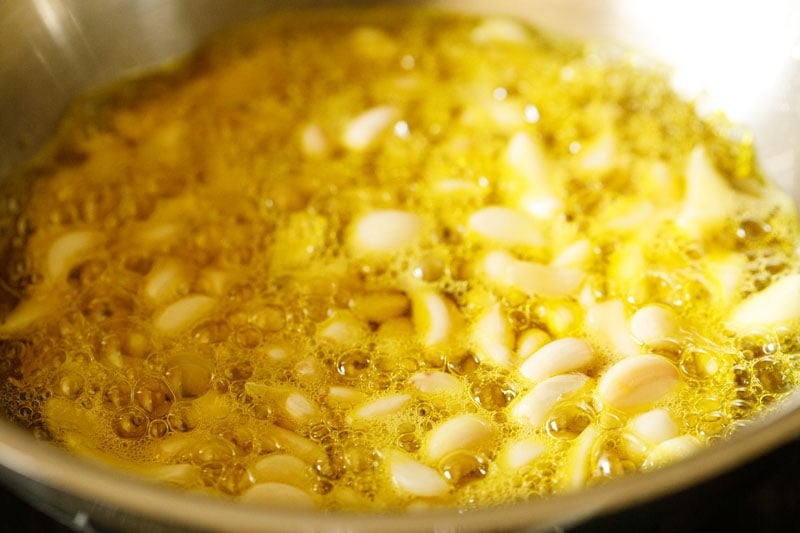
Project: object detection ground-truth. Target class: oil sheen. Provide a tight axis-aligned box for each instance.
[0,9,799,511]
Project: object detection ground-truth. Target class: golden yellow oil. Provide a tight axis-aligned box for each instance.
[0,8,799,511]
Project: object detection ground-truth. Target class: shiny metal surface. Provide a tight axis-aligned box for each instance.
[0,1,799,531]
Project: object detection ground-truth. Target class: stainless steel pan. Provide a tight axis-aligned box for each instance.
[1,1,798,531]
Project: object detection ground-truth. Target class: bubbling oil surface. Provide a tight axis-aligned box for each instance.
[1,8,800,511]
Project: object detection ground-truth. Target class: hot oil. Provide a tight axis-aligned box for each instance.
[0,8,799,510]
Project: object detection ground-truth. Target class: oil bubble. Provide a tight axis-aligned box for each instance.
[113,406,149,439]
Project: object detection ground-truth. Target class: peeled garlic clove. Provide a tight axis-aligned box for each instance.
[283,392,322,426]
[342,106,398,151]
[46,230,102,281]
[598,355,680,410]
[411,290,462,348]
[505,132,562,218]
[154,295,216,333]
[520,337,594,382]
[677,146,738,235]
[516,328,551,360]
[628,408,678,446]
[642,435,702,470]
[585,300,640,358]
[0,297,54,336]
[130,223,181,248]
[144,259,194,304]
[483,250,584,298]
[300,123,330,157]
[727,274,800,328]
[510,261,584,298]
[425,414,494,461]
[316,311,369,346]
[703,252,746,307]
[244,385,322,428]
[482,250,516,281]
[156,434,196,460]
[503,437,546,469]
[324,386,367,408]
[347,394,411,424]
[564,425,600,490]
[249,454,311,486]
[511,373,589,426]
[265,425,328,465]
[388,450,450,497]
[471,303,513,366]
[468,206,544,248]
[349,209,423,256]
[142,464,202,488]
[630,304,680,350]
[239,482,315,508]
[409,371,462,394]
[551,239,593,270]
